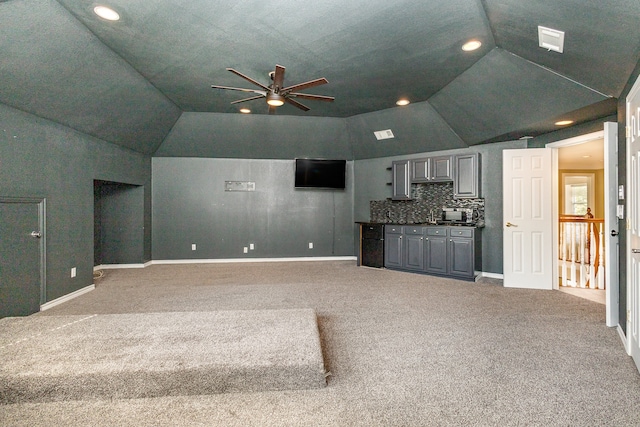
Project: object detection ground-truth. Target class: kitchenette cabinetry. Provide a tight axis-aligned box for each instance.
[453,153,480,198]
[411,156,453,183]
[385,225,480,280]
[384,225,403,268]
[391,153,479,200]
[391,160,411,200]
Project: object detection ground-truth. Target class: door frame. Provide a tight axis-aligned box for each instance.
[0,196,47,305]
[626,74,640,363]
[546,130,619,324]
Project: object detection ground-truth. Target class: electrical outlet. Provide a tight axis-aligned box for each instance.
[308,242,313,249]
[243,247,248,253]
[191,244,196,251]
[249,243,255,250]
[71,267,76,278]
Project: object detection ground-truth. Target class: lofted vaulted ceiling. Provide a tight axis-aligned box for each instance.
[1,0,639,156]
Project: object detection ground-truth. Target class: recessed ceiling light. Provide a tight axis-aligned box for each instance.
[239,108,251,114]
[582,155,591,158]
[396,99,410,106]
[462,40,482,52]
[555,120,574,126]
[94,5,120,21]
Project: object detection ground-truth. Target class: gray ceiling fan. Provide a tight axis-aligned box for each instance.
[211,64,334,113]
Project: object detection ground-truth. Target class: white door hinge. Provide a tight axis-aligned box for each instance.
[626,126,631,138]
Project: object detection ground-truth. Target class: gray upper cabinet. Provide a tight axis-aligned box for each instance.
[411,156,453,183]
[392,160,411,200]
[453,153,480,199]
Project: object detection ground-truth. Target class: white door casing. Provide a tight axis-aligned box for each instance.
[626,77,640,371]
[604,122,619,328]
[503,148,554,289]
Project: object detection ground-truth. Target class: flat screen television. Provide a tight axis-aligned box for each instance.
[295,158,346,189]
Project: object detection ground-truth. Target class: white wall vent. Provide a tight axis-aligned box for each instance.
[538,26,565,53]
[374,129,394,140]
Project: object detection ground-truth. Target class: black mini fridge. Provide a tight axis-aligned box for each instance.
[359,223,384,268]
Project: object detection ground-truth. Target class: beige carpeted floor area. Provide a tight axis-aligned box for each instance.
[2,261,639,426]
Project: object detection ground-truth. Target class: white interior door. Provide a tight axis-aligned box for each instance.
[627,78,640,371]
[503,148,554,289]
[604,122,619,327]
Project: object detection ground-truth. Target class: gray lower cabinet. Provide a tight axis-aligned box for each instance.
[425,227,448,274]
[386,225,479,279]
[404,227,425,271]
[447,228,475,278]
[384,225,404,268]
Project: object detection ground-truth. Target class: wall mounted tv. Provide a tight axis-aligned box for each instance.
[295,158,346,189]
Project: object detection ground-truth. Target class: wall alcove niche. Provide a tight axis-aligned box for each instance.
[93,180,145,267]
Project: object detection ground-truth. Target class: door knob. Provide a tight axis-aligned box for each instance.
[632,249,640,254]
[506,222,518,227]
[611,230,619,237]
[30,231,42,238]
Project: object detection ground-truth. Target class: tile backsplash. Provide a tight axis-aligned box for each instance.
[370,182,485,224]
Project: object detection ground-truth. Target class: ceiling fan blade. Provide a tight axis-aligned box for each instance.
[226,68,270,91]
[211,84,266,96]
[273,65,285,91]
[281,78,328,94]
[230,95,266,104]
[289,93,335,102]
[284,97,310,111]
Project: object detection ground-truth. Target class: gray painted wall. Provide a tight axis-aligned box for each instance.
[0,103,151,301]
[155,112,352,159]
[152,158,355,260]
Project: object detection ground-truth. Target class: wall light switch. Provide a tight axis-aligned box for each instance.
[249,243,255,250]
[71,267,76,278]
[191,244,196,251]
[308,242,313,249]
[243,247,248,253]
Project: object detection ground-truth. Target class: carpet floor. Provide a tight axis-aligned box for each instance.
[2,261,639,426]
[0,309,326,403]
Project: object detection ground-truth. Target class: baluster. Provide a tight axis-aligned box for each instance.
[570,222,577,287]
[598,226,605,290]
[560,222,567,286]
[578,223,587,288]
[588,225,596,288]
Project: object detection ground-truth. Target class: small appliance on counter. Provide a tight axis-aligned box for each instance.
[438,207,477,225]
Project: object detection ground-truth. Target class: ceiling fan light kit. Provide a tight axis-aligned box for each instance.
[266,93,285,107]
[211,64,334,113]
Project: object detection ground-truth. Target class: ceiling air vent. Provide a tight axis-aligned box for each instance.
[538,26,565,53]
[374,129,395,140]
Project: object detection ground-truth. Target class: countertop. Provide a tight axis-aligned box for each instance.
[357,221,485,228]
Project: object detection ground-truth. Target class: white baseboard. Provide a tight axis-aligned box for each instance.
[479,272,504,279]
[151,256,357,265]
[40,284,95,311]
[92,257,356,269]
[95,261,152,270]
[618,325,630,355]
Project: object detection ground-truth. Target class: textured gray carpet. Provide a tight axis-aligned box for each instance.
[2,261,640,426]
[0,310,326,403]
